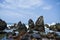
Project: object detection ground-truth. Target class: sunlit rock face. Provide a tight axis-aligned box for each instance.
[35,16,45,32]
[28,19,34,30]
[0,19,7,30]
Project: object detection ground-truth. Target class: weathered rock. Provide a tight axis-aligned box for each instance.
[17,21,22,27]
[44,24,49,28]
[0,19,7,30]
[55,23,60,31]
[49,23,60,32]
[17,21,27,33]
[22,23,27,32]
[35,16,45,32]
[49,25,57,31]
[47,32,58,39]
[28,19,34,30]
[31,33,42,40]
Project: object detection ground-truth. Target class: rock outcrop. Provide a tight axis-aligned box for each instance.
[17,21,27,33]
[28,19,34,30]
[35,16,45,32]
[0,19,7,30]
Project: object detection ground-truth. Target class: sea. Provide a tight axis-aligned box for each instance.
[1,23,60,40]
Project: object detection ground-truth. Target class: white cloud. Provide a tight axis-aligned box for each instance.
[0,0,53,10]
[42,5,52,10]
[0,0,43,9]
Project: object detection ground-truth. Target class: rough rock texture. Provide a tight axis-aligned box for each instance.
[17,21,22,27]
[35,16,45,32]
[28,19,34,30]
[17,21,27,32]
[55,23,60,31]
[0,19,7,30]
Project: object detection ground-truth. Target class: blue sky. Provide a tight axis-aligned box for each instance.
[0,0,60,24]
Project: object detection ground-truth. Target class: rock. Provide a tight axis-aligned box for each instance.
[49,23,60,31]
[22,23,27,32]
[49,25,57,31]
[14,23,17,28]
[44,24,49,28]
[47,32,58,39]
[35,16,45,32]
[17,21,22,27]
[28,19,34,30]
[17,21,27,33]
[55,23,60,31]
[31,33,42,40]
[0,19,7,30]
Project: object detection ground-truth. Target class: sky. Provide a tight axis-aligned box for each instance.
[0,0,60,24]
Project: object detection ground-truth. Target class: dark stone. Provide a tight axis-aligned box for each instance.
[17,21,22,27]
[55,23,60,32]
[28,19,34,30]
[17,21,27,32]
[47,32,58,39]
[35,16,45,32]
[22,23,27,32]
[0,32,6,34]
[21,34,29,40]
[0,19,7,30]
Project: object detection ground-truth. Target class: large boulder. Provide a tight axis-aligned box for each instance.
[22,23,27,32]
[0,19,7,30]
[28,19,34,30]
[35,16,45,32]
[17,21,22,27]
[17,21,27,32]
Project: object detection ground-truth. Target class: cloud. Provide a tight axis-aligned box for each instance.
[0,9,38,23]
[0,0,52,10]
[0,0,43,9]
[42,5,52,10]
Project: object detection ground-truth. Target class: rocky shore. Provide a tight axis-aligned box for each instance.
[0,16,60,40]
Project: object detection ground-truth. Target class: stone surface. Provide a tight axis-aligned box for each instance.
[35,16,45,32]
[17,21,27,33]
[46,32,58,39]
[28,19,34,30]
[0,19,7,30]
[56,23,60,31]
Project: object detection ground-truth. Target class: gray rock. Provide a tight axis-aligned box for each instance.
[0,19,7,30]
[28,19,34,30]
[35,16,45,32]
